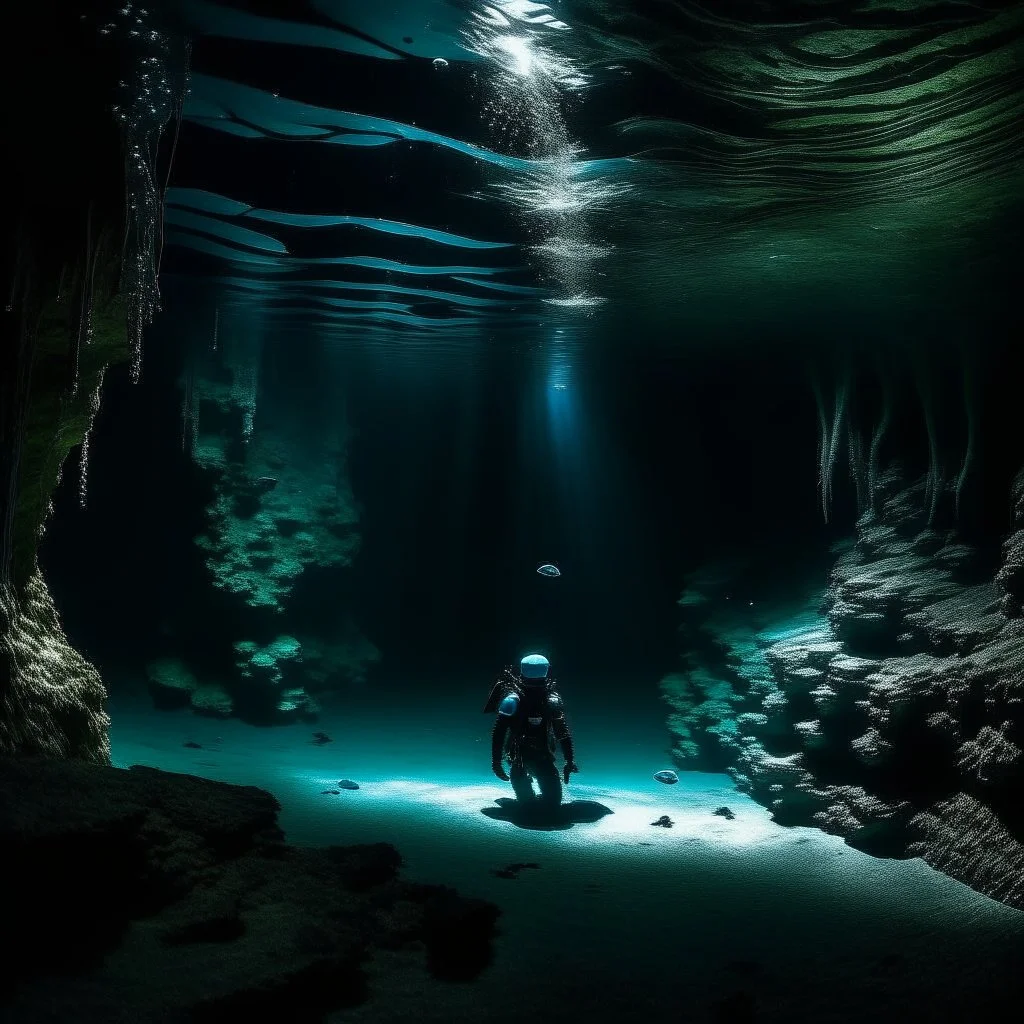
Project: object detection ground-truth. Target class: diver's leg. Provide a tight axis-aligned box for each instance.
[509,763,535,805]
[533,755,562,808]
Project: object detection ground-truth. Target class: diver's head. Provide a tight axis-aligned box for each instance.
[520,654,550,685]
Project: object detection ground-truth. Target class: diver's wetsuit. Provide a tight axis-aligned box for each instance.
[490,676,575,808]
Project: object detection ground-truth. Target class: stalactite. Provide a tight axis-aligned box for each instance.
[155,41,191,281]
[813,378,831,521]
[955,359,977,522]
[825,375,848,522]
[78,368,107,510]
[868,374,892,513]
[917,374,942,526]
[847,423,869,515]
[69,204,94,397]
[114,6,191,383]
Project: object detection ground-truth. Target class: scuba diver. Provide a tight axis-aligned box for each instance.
[484,654,578,810]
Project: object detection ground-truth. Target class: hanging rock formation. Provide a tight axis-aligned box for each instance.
[1,1,186,761]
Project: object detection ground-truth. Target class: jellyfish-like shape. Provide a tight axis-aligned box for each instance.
[537,563,561,577]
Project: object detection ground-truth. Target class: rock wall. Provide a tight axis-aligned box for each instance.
[0,572,110,761]
[662,466,1024,908]
[1,1,185,761]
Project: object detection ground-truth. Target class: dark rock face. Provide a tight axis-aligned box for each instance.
[0,757,499,1021]
[2,2,187,762]
[663,468,1024,909]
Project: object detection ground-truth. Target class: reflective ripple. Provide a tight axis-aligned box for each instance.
[164,0,1023,339]
[569,0,1024,313]
[165,1,625,340]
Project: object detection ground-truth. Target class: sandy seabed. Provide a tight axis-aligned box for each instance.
[100,693,1024,1024]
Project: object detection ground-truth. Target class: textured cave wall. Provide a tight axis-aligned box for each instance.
[0,290,130,761]
[1,1,185,761]
[662,466,1024,908]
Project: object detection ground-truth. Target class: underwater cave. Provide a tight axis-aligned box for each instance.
[2,1,1023,1021]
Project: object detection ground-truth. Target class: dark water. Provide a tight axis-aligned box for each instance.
[27,1,1024,1020]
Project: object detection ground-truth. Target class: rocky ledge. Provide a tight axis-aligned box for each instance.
[662,466,1024,910]
[0,757,499,1022]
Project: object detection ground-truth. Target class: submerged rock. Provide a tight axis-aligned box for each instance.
[653,770,679,785]
[0,756,499,1017]
[650,815,674,828]
[338,779,360,791]
[714,806,736,821]
[311,731,333,745]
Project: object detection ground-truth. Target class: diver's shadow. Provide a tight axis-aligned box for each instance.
[482,797,614,831]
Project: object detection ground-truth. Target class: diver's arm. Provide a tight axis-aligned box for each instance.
[549,694,576,766]
[491,716,511,774]
[552,713,575,765]
[491,693,518,780]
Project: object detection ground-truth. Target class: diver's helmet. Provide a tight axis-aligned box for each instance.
[520,654,550,685]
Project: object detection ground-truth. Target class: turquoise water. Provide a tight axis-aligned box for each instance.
[102,692,1024,1023]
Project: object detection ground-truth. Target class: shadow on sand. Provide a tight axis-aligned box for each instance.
[482,797,614,831]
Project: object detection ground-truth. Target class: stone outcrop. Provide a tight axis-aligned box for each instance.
[0,289,126,762]
[169,338,379,723]
[0,756,499,1021]
[0,572,110,760]
[663,466,1024,907]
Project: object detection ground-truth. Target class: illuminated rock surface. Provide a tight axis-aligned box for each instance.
[664,468,1024,907]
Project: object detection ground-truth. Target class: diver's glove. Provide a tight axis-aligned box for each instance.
[562,762,579,785]
[493,761,510,782]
